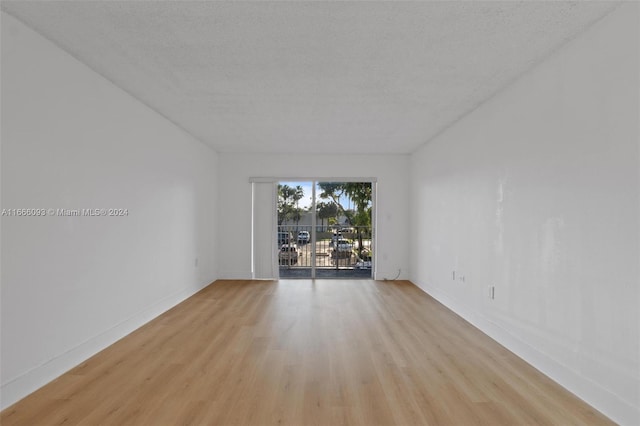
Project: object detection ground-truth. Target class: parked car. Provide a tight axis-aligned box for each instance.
[331,239,354,259]
[335,239,354,252]
[329,232,343,248]
[278,244,299,265]
[297,231,310,244]
[355,259,372,269]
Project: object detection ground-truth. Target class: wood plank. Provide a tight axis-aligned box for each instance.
[1,280,614,425]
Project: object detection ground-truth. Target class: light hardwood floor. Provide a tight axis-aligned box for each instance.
[2,280,613,425]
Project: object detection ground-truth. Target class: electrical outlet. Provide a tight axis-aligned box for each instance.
[452,271,456,280]
[195,257,199,267]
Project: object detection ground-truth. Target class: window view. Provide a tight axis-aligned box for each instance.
[278,181,373,279]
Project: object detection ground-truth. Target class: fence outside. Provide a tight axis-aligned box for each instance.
[277,225,372,278]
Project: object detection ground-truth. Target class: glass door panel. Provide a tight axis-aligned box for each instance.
[278,180,373,279]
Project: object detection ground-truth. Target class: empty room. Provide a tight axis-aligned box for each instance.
[1,1,638,425]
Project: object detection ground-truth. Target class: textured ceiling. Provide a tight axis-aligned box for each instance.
[1,1,619,154]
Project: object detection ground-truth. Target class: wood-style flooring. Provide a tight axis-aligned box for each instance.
[1,280,613,425]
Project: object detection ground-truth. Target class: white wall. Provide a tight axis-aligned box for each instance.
[1,13,218,409]
[217,153,410,280]
[410,4,638,425]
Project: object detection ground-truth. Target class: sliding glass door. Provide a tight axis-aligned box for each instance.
[277,180,374,279]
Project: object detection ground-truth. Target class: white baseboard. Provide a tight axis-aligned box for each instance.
[217,269,253,280]
[410,279,639,426]
[0,281,213,410]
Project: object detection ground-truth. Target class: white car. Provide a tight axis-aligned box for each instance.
[335,239,353,251]
[278,244,299,265]
[329,232,343,248]
[297,231,310,244]
[355,260,372,270]
[331,239,354,259]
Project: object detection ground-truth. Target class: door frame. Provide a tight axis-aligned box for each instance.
[271,177,377,279]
